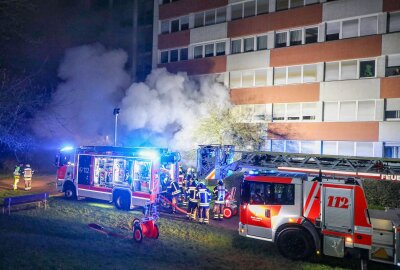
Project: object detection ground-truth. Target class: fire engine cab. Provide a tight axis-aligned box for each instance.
[56,146,180,210]
[239,170,400,267]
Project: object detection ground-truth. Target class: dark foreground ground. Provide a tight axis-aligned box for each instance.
[0,175,392,270]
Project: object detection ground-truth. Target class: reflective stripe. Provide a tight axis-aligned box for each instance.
[304,183,320,218]
[354,226,373,235]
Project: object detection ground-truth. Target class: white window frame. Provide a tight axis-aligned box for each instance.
[325,13,379,41]
[159,47,189,64]
[191,40,228,59]
[324,58,377,81]
[229,68,269,88]
[274,64,319,85]
[275,25,319,48]
[272,102,318,122]
[323,100,378,122]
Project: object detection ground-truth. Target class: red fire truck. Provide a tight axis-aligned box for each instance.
[56,146,180,210]
[239,170,400,267]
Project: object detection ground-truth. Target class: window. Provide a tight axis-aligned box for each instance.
[341,60,357,80]
[305,0,319,4]
[170,49,178,62]
[194,12,204,28]
[275,32,287,48]
[194,46,203,59]
[357,100,375,121]
[359,60,375,78]
[290,29,302,46]
[254,69,268,86]
[360,16,377,36]
[302,103,317,120]
[253,104,267,121]
[276,0,289,11]
[274,67,286,85]
[287,66,302,84]
[242,71,254,87]
[325,62,339,81]
[286,140,300,153]
[180,48,188,61]
[160,51,168,63]
[231,4,242,20]
[342,19,358,38]
[216,7,226,24]
[244,37,255,52]
[205,44,214,57]
[324,102,339,121]
[305,27,318,44]
[339,101,356,121]
[257,35,268,50]
[389,12,400,32]
[216,42,225,56]
[244,1,256,18]
[356,142,374,157]
[323,141,337,155]
[205,10,215,26]
[181,16,189,30]
[291,0,303,8]
[161,20,169,34]
[386,99,400,120]
[338,142,355,156]
[287,103,300,120]
[273,104,286,121]
[303,64,317,82]
[386,55,400,77]
[245,181,295,205]
[384,145,400,158]
[231,40,242,54]
[257,0,269,15]
[326,22,340,41]
[171,19,179,33]
[230,71,241,88]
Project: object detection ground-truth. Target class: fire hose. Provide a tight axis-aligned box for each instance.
[159,195,187,215]
[88,223,131,239]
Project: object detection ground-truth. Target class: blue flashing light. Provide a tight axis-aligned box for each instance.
[60,146,74,152]
[138,150,159,159]
[248,170,259,175]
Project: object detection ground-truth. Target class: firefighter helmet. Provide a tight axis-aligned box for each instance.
[218,180,223,186]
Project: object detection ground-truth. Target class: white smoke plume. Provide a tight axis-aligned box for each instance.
[33,43,130,145]
[119,68,231,151]
[34,44,231,151]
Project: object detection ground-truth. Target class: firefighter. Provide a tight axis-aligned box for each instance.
[197,182,211,224]
[168,176,181,214]
[179,166,188,206]
[23,164,33,190]
[213,180,227,220]
[186,177,198,220]
[13,164,22,190]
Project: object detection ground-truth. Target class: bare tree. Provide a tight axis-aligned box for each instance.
[0,69,50,160]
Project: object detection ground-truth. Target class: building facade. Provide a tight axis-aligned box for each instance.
[154,0,400,158]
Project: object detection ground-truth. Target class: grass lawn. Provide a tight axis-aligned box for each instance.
[0,191,391,270]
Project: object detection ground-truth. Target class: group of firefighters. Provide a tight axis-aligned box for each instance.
[162,166,227,225]
[13,163,34,191]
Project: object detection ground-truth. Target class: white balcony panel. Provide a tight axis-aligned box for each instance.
[227,50,270,71]
[320,79,380,101]
[190,23,227,44]
[379,122,400,142]
[323,0,382,21]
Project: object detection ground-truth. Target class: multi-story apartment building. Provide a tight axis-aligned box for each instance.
[154,0,400,158]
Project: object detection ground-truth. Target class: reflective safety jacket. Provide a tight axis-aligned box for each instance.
[197,188,211,207]
[13,166,20,176]
[23,168,33,179]
[213,185,226,204]
[187,184,198,202]
[169,180,181,196]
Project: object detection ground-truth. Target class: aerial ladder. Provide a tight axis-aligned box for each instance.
[197,144,400,181]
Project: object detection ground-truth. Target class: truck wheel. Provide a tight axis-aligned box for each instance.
[277,228,314,260]
[64,184,76,200]
[133,227,143,243]
[115,193,130,210]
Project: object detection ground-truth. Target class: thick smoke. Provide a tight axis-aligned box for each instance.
[119,68,231,150]
[33,44,130,145]
[34,44,231,151]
